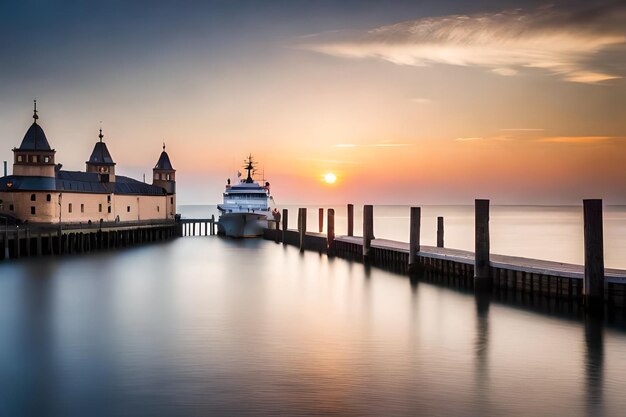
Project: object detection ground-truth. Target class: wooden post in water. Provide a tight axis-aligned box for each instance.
[15,229,20,258]
[297,209,302,233]
[282,209,288,244]
[319,208,324,233]
[409,207,421,270]
[474,199,491,289]
[347,204,354,236]
[437,216,444,248]
[25,227,31,257]
[36,233,42,256]
[363,205,374,261]
[3,227,9,260]
[327,208,335,255]
[299,208,307,252]
[583,199,605,309]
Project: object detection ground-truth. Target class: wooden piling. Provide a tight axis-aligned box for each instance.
[319,208,324,233]
[437,216,444,248]
[2,229,8,260]
[299,208,307,252]
[347,204,354,236]
[409,207,421,270]
[15,229,20,258]
[282,208,288,244]
[327,208,335,255]
[583,199,605,309]
[25,228,31,257]
[474,199,491,288]
[36,234,42,256]
[363,205,373,261]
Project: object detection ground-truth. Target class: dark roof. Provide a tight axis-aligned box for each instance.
[154,151,174,171]
[16,122,52,151]
[87,141,115,165]
[0,172,166,196]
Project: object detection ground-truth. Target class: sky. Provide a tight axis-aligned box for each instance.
[0,0,625,205]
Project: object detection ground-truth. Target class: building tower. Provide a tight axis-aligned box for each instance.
[86,128,116,182]
[153,143,176,217]
[12,100,56,177]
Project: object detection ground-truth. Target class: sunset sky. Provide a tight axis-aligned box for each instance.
[0,0,624,204]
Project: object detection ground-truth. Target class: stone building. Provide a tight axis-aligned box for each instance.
[0,103,176,224]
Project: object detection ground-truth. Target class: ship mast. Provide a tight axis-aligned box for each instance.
[244,154,255,183]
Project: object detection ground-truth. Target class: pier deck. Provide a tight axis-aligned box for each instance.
[336,236,626,284]
[263,202,626,307]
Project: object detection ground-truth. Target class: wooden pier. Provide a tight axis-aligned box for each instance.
[179,215,216,237]
[0,214,216,261]
[0,219,178,261]
[264,200,626,309]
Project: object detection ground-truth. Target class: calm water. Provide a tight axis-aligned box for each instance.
[181,204,626,269]
[1,236,626,417]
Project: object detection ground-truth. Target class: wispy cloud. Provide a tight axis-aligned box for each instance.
[368,143,412,147]
[455,136,513,142]
[298,157,359,165]
[492,68,518,76]
[455,137,484,142]
[300,5,626,84]
[500,128,545,132]
[334,142,413,148]
[410,98,432,104]
[538,136,620,144]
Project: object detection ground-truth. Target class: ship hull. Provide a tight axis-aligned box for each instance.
[217,212,268,238]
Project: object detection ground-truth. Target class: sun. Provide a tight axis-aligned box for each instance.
[323,173,337,184]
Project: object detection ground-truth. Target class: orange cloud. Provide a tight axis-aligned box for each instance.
[538,136,620,144]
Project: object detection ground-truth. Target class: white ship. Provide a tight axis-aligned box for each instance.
[217,155,277,238]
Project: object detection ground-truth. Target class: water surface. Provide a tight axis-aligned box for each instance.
[1,237,626,416]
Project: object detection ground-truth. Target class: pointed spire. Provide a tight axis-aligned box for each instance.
[163,141,166,151]
[33,99,39,123]
[99,128,104,142]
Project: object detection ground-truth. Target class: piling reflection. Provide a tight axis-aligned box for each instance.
[474,291,490,412]
[585,313,604,417]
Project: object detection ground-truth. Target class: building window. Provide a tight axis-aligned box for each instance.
[157,206,160,212]
[107,206,111,214]
[17,155,23,162]
[107,195,111,203]
[68,203,73,213]
[127,206,131,213]
[31,206,36,215]
[31,155,36,163]
[31,194,36,201]
[170,197,173,204]
[81,204,85,213]
[99,204,102,213]
[9,204,14,211]
[46,194,51,202]
[44,156,50,163]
